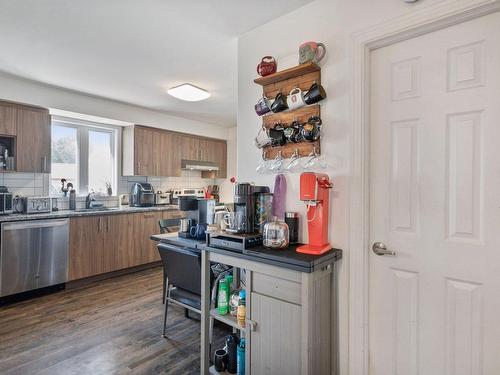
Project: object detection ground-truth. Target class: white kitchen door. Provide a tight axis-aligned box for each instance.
[369,10,500,375]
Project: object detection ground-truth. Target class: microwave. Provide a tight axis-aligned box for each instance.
[0,193,13,214]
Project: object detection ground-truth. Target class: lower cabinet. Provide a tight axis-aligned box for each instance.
[250,293,302,374]
[68,210,180,281]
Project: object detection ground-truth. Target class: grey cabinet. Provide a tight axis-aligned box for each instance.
[250,292,301,375]
[201,251,337,375]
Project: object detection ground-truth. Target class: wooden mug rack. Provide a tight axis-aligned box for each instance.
[254,62,321,160]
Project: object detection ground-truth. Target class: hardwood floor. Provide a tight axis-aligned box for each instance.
[0,267,226,375]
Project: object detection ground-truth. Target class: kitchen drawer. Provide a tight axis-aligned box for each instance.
[252,271,301,305]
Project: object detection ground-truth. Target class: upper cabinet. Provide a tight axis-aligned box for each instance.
[122,125,227,178]
[0,100,51,173]
[16,107,51,173]
[0,104,17,136]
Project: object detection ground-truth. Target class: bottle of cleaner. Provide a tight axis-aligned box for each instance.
[237,338,246,375]
[217,278,229,315]
[237,289,246,328]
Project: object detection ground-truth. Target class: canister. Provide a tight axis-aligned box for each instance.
[255,193,273,233]
[285,212,299,244]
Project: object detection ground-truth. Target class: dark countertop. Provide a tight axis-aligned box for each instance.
[0,205,179,223]
[151,232,204,249]
[199,243,342,273]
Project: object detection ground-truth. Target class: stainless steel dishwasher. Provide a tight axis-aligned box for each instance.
[0,218,69,297]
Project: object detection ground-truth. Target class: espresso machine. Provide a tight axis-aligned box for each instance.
[297,172,333,255]
[233,183,270,234]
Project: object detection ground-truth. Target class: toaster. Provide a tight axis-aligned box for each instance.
[154,191,172,205]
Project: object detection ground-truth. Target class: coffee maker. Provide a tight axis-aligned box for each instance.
[233,183,270,234]
[297,172,333,255]
[178,197,216,239]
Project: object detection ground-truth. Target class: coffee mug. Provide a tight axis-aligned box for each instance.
[224,211,246,233]
[301,116,322,141]
[254,96,271,116]
[257,56,277,77]
[189,223,206,239]
[299,41,326,64]
[270,93,289,113]
[214,349,228,372]
[284,121,302,143]
[304,82,327,105]
[255,126,272,149]
[287,88,305,110]
[269,124,286,147]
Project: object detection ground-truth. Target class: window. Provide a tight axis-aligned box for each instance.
[50,119,117,196]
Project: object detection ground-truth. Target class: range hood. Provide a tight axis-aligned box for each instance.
[181,159,219,171]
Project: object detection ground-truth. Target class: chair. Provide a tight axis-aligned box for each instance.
[157,242,231,347]
[158,218,182,304]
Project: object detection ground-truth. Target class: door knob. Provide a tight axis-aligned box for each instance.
[372,242,396,256]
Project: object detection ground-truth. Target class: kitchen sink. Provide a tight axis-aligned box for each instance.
[75,207,119,212]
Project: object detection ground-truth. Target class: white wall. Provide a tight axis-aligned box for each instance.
[237,0,443,372]
[218,126,237,202]
[0,71,232,139]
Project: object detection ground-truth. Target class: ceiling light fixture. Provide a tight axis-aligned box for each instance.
[167,83,210,101]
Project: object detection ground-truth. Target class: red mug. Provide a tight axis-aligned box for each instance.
[257,56,277,77]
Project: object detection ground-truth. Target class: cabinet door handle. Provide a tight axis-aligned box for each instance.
[246,319,257,331]
[144,213,154,218]
[41,156,47,172]
[138,161,141,174]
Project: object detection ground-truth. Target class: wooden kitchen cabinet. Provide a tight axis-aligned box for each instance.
[103,213,135,272]
[16,107,51,173]
[122,125,227,177]
[69,210,181,281]
[132,210,182,264]
[0,104,17,136]
[134,126,154,176]
[68,216,104,280]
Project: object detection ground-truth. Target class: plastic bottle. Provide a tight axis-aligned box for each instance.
[237,289,246,328]
[237,338,245,375]
[217,278,229,315]
[226,274,233,291]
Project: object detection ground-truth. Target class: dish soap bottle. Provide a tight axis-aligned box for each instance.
[237,289,246,328]
[217,278,229,315]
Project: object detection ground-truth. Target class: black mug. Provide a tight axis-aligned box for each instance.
[286,120,303,143]
[268,124,286,147]
[270,93,289,113]
[214,349,228,372]
[189,223,206,239]
[301,116,322,141]
[303,82,327,105]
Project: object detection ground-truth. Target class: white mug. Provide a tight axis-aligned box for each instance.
[254,126,272,149]
[287,87,305,110]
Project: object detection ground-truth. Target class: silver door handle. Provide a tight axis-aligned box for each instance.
[372,242,396,256]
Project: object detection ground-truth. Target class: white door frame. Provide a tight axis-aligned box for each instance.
[347,1,500,374]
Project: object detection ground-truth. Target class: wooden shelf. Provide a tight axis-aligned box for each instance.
[254,62,320,86]
[262,105,320,128]
[210,308,245,332]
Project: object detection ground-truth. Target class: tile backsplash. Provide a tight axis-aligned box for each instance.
[0,173,50,197]
[0,170,220,198]
[118,169,218,195]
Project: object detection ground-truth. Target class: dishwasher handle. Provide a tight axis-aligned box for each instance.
[1,219,69,231]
